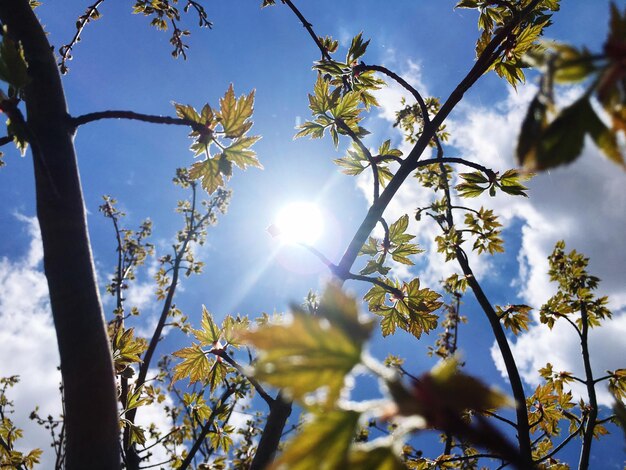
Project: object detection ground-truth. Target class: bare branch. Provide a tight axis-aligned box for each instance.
[281,0,332,61]
[58,1,105,74]
[71,110,208,134]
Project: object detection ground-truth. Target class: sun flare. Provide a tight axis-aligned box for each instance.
[274,202,324,245]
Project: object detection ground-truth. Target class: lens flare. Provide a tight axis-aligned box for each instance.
[274,202,324,245]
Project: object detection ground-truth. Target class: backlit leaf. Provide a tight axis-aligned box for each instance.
[242,286,370,406]
[218,84,255,138]
[270,410,360,470]
[172,343,210,383]
[222,135,263,169]
[193,306,221,346]
[189,157,224,194]
[348,446,405,470]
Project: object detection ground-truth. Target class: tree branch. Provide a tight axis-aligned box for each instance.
[281,0,332,61]
[0,2,121,468]
[177,385,237,470]
[212,349,275,406]
[536,418,585,464]
[578,302,599,470]
[482,410,518,429]
[70,110,208,134]
[58,0,105,74]
[335,118,380,200]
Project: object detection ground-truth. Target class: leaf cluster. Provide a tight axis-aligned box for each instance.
[457,0,560,88]
[358,215,423,276]
[179,85,262,194]
[394,97,449,145]
[455,169,531,199]
[0,377,43,469]
[364,278,442,339]
[133,0,212,58]
[334,139,401,187]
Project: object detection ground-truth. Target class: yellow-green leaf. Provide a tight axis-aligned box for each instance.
[222,135,263,169]
[172,344,210,383]
[189,157,224,194]
[348,446,405,470]
[193,306,221,346]
[242,287,369,406]
[270,410,360,470]
[218,84,255,138]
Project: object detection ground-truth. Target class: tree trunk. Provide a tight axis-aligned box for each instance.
[0,2,120,469]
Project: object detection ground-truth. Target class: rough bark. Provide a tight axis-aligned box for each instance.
[0,2,120,468]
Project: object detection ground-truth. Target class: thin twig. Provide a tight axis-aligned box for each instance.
[178,385,237,470]
[438,452,503,464]
[482,410,518,429]
[58,0,105,73]
[71,110,208,134]
[335,118,380,200]
[0,135,11,146]
[212,349,275,406]
[281,0,332,61]
[355,63,429,114]
[536,419,585,464]
[344,272,404,299]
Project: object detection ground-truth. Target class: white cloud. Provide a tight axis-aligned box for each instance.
[446,84,626,406]
[133,371,179,466]
[0,215,61,467]
[365,59,626,406]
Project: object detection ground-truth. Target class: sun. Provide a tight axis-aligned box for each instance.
[273,202,324,245]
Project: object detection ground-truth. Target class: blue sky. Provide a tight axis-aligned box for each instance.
[1,0,625,467]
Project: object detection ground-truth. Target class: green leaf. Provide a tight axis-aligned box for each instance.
[331,91,361,121]
[526,97,589,171]
[586,103,625,167]
[295,121,326,139]
[125,385,151,412]
[189,157,224,194]
[222,135,263,169]
[0,37,29,92]
[359,259,390,276]
[243,286,370,406]
[207,358,229,393]
[497,304,532,335]
[388,214,410,242]
[174,103,201,122]
[551,43,596,83]
[334,155,366,175]
[390,244,422,265]
[193,306,221,346]
[121,419,147,446]
[309,75,331,114]
[218,84,255,138]
[459,171,489,184]
[513,21,549,57]
[517,94,548,167]
[270,410,360,470]
[348,446,405,470]
[172,343,210,383]
[455,0,479,8]
[378,139,402,158]
[347,32,370,64]
[455,182,486,198]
